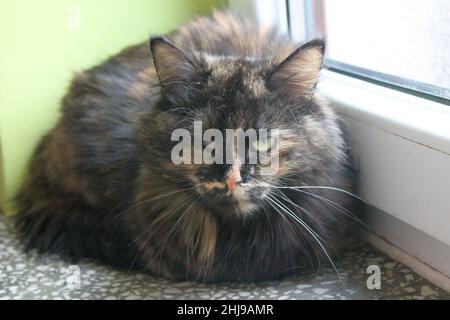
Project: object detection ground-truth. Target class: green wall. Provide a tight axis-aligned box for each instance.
[0,0,226,212]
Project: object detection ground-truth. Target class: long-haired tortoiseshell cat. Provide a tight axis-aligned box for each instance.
[16,11,357,282]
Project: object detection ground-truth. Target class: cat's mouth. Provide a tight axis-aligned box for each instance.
[197,182,257,214]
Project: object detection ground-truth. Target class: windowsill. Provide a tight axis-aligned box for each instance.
[318,70,450,281]
[319,71,450,156]
[318,70,450,251]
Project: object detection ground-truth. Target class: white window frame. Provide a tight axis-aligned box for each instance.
[231,0,450,287]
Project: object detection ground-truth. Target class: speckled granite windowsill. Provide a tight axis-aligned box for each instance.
[0,214,449,300]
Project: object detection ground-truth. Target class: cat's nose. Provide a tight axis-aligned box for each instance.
[226,165,241,192]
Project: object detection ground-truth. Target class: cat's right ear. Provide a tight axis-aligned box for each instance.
[150,37,201,103]
[268,39,325,100]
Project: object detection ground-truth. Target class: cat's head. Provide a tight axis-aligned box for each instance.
[144,37,343,217]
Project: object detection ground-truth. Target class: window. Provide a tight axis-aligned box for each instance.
[288,0,450,102]
[243,0,450,283]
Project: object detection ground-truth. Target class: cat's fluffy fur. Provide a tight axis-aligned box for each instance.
[15,11,357,282]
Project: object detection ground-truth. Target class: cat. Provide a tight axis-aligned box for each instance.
[15,11,357,282]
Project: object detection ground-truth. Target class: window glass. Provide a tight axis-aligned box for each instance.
[311,0,450,91]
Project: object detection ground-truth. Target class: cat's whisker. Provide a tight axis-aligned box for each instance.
[158,107,192,117]
[260,180,363,224]
[128,195,199,271]
[263,178,367,204]
[255,198,276,252]
[272,190,323,226]
[156,196,202,274]
[114,184,200,220]
[126,198,193,272]
[171,113,199,128]
[272,185,368,204]
[288,188,368,228]
[268,179,366,228]
[267,195,326,243]
[265,194,343,283]
[127,200,189,246]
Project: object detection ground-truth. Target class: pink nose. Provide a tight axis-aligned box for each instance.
[226,165,241,192]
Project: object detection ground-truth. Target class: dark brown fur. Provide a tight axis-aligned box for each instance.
[15,11,357,282]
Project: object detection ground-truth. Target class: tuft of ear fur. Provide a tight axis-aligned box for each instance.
[268,39,325,99]
[149,37,201,103]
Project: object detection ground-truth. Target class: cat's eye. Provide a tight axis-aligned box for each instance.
[252,138,272,152]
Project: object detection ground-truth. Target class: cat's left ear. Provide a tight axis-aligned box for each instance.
[150,37,201,103]
[268,39,325,99]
